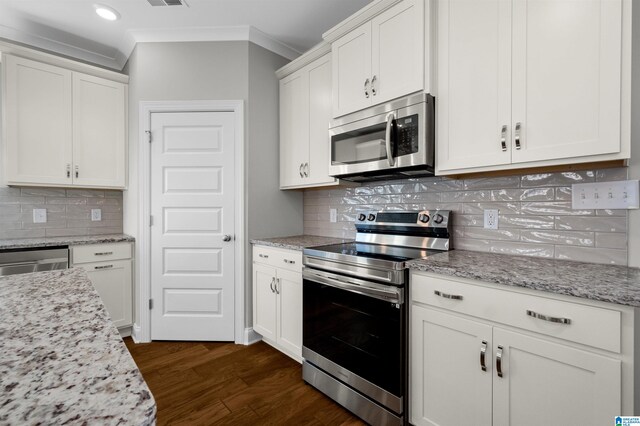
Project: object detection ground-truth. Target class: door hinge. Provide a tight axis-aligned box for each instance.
[145,130,152,143]
[149,215,154,226]
[149,299,153,310]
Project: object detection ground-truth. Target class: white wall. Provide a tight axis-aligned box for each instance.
[629,2,640,268]
[124,40,303,332]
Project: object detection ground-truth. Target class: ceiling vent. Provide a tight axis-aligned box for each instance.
[147,0,188,6]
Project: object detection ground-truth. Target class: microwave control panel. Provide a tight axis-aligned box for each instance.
[396,114,419,156]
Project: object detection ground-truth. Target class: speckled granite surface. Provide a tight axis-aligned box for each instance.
[250,235,353,251]
[0,268,156,425]
[0,234,134,250]
[408,250,640,308]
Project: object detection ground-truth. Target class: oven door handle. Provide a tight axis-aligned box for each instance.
[303,268,403,304]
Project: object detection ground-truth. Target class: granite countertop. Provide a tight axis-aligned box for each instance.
[0,234,135,250]
[0,268,156,425]
[407,250,640,308]
[250,235,353,251]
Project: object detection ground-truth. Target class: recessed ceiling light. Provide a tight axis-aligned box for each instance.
[94,4,120,21]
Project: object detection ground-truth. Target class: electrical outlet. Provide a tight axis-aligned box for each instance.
[33,209,47,224]
[91,209,102,221]
[572,180,640,209]
[484,209,499,229]
[329,208,337,223]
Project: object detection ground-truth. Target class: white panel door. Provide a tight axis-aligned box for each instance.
[150,111,235,341]
[371,0,424,104]
[73,72,126,188]
[276,269,302,357]
[5,55,73,186]
[435,0,512,172]
[279,71,309,187]
[411,306,493,426]
[511,0,622,163]
[492,327,621,426]
[80,260,132,328]
[332,22,372,117]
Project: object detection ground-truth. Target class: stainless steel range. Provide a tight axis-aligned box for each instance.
[302,210,452,426]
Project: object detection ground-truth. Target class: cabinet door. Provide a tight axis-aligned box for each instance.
[371,0,424,104]
[253,263,277,341]
[411,306,493,426]
[306,55,337,187]
[492,328,621,426]
[276,269,302,358]
[511,0,622,164]
[279,71,309,188]
[332,22,372,117]
[81,260,132,328]
[4,55,73,186]
[73,73,126,188]
[435,0,512,172]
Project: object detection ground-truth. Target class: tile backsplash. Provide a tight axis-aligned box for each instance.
[304,168,629,266]
[0,187,123,239]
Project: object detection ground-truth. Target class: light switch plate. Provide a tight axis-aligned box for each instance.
[572,180,640,210]
[484,209,499,229]
[91,209,102,221]
[33,209,47,224]
[329,208,337,223]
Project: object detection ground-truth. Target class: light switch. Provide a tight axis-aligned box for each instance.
[33,209,47,224]
[91,209,102,221]
[572,180,640,209]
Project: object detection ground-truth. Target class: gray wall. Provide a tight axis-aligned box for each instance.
[123,41,303,331]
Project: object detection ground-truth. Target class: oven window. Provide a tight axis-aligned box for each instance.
[331,121,391,165]
[303,278,404,396]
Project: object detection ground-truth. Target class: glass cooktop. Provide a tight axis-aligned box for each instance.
[304,242,440,263]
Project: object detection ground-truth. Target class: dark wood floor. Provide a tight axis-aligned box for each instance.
[124,338,366,425]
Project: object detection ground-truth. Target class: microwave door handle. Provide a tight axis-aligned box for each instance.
[385,112,396,167]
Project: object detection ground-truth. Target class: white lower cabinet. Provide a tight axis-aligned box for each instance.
[252,245,302,361]
[71,243,133,329]
[411,271,628,426]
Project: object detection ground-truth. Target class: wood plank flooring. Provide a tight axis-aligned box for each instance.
[124,338,366,425]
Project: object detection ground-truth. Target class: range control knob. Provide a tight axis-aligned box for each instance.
[418,213,430,223]
[358,213,366,221]
[433,213,444,224]
[367,214,376,221]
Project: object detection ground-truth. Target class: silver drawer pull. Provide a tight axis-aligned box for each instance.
[434,290,463,301]
[526,310,571,325]
[95,252,113,256]
[259,254,269,259]
[500,125,508,151]
[95,264,114,270]
[480,340,487,372]
[496,345,504,378]
[283,259,295,264]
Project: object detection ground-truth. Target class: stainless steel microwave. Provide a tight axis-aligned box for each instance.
[328,93,435,182]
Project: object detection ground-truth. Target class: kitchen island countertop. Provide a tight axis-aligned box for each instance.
[0,268,156,425]
[408,250,640,308]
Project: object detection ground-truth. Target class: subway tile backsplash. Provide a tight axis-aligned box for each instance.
[304,168,630,266]
[0,187,123,239]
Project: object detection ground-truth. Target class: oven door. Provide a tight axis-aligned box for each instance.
[302,267,405,414]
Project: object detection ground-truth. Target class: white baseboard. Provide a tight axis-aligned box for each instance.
[131,323,149,343]
[243,327,262,345]
[119,326,132,338]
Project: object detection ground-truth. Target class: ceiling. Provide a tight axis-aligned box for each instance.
[0,0,372,70]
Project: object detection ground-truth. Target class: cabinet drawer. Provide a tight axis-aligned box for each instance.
[253,246,302,273]
[412,272,621,353]
[72,243,132,264]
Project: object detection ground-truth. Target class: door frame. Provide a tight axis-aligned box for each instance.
[134,100,245,344]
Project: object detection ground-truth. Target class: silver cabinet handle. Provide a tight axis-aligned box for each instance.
[75,165,79,178]
[223,235,232,242]
[299,163,304,178]
[385,113,396,167]
[259,253,269,259]
[269,277,275,293]
[95,252,114,256]
[371,75,377,96]
[303,163,309,177]
[66,164,71,178]
[500,125,508,152]
[496,345,504,378]
[434,290,463,301]
[94,264,114,270]
[526,309,571,325]
[514,122,522,150]
[480,340,487,372]
[276,278,281,294]
[364,78,370,98]
[283,259,295,264]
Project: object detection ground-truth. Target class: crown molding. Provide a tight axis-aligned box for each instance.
[275,41,330,79]
[322,0,401,43]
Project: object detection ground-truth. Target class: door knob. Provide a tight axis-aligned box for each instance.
[223,235,232,242]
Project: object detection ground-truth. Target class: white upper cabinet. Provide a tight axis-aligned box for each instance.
[5,55,74,186]
[279,51,339,189]
[4,55,127,189]
[436,0,628,174]
[330,0,424,118]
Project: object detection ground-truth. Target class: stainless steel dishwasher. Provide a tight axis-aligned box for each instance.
[0,247,69,276]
